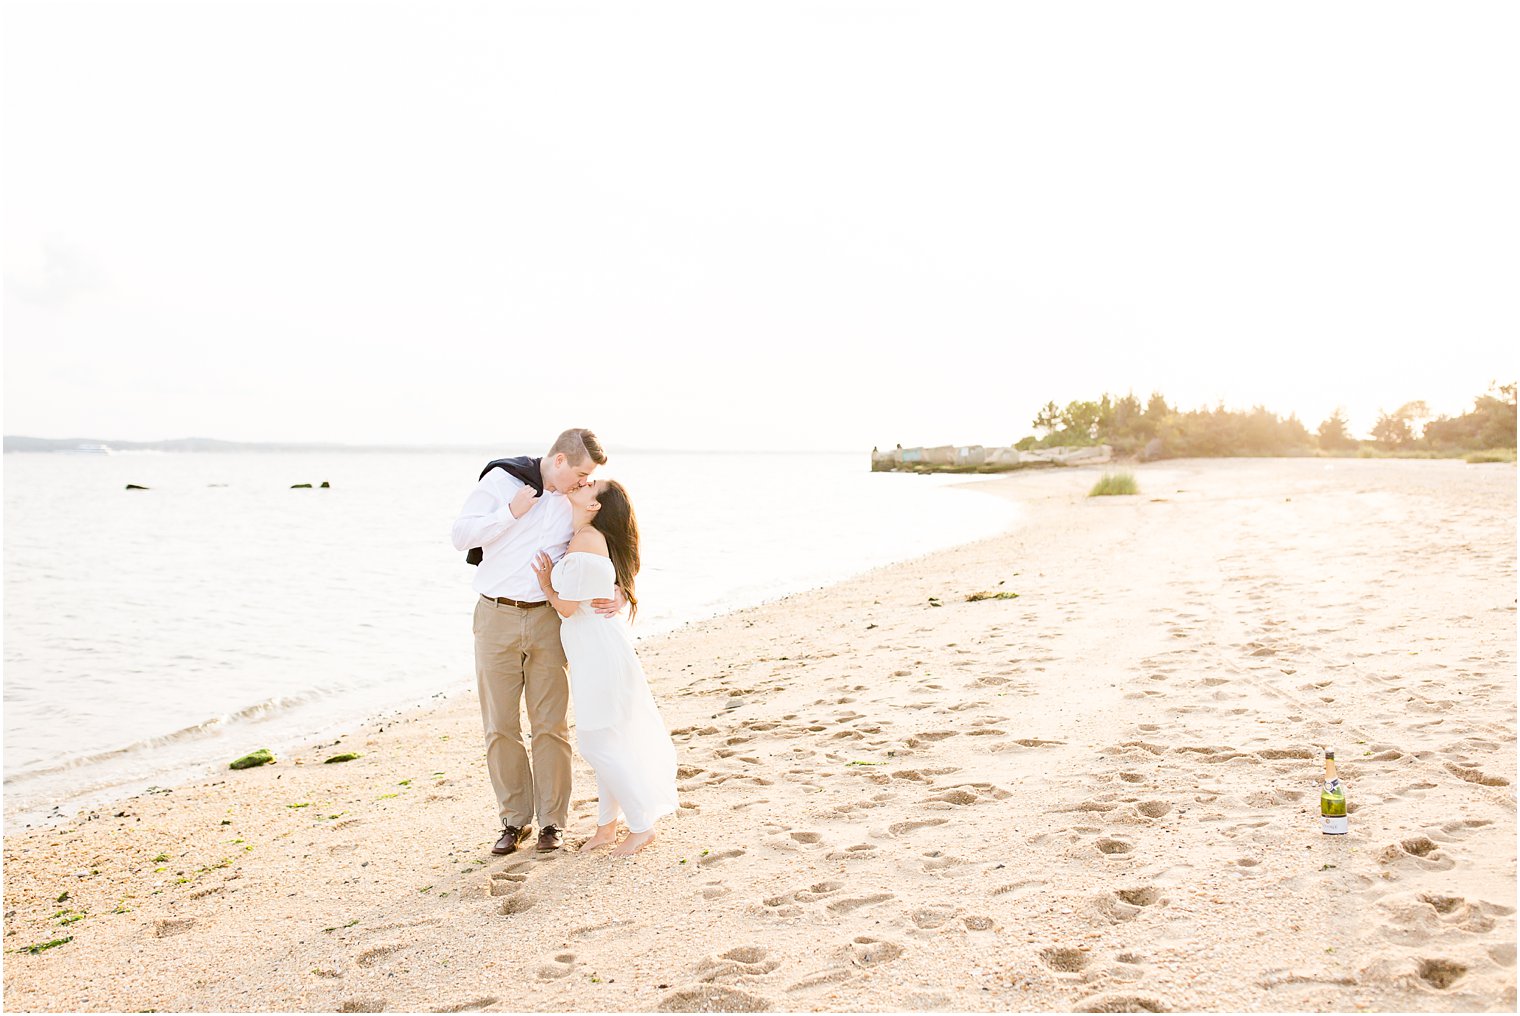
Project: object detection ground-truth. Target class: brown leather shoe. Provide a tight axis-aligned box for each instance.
[536,825,564,852]
[492,824,532,855]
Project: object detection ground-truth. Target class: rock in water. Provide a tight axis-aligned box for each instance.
[229,748,275,770]
[290,483,313,489]
[125,484,149,490]
[319,481,331,488]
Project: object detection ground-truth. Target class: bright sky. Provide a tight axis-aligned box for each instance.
[4,1,1516,451]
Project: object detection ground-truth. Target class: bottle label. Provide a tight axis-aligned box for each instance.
[1321,778,1346,834]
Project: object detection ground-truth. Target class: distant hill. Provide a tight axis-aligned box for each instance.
[2,436,511,454]
[2,436,833,455]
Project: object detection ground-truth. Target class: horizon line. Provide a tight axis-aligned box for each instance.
[2,435,870,455]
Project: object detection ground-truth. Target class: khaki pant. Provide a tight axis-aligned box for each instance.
[473,596,571,830]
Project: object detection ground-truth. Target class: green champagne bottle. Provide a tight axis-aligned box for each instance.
[1321,749,1347,835]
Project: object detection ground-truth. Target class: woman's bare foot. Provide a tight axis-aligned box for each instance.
[610,829,656,856]
[581,822,620,851]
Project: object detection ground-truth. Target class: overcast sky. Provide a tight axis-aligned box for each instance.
[4,1,1515,451]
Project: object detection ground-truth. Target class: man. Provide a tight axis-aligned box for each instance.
[451,428,621,854]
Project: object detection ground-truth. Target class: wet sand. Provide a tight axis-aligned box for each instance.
[3,457,1515,1012]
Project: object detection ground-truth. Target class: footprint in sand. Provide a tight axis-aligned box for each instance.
[764,881,843,912]
[824,843,877,861]
[920,852,968,874]
[489,870,529,896]
[909,905,957,929]
[429,997,500,1013]
[698,848,746,869]
[1094,836,1134,858]
[786,967,855,993]
[355,943,405,968]
[536,952,579,980]
[152,918,195,938]
[1438,818,1494,838]
[500,891,538,915]
[1100,886,1164,922]
[657,986,773,1013]
[826,893,895,915]
[1073,992,1170,1012]
[1039,946,1091,975]
[695,945,781,982]
[905,731,959,748]
[1417,958,1468,990]
[568,918,634,941]
[1445,762,1510,787]
[850,936,904,966]
[1377,835,1457,872]
[1112,882,1155,906]
[1377,892,1505,942]
[888,818,949,837]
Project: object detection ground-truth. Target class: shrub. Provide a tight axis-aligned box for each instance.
[1089,472,1139,496]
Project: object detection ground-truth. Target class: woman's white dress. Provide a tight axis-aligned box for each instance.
[552,551,678,833]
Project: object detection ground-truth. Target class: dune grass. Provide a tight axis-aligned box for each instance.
[1088,472,1139,497]
[1464,449,1516,463]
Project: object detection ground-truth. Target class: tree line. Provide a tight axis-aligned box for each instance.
[1016,382,1517,458]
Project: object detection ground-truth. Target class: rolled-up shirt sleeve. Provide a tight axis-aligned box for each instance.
[450,470,526,552]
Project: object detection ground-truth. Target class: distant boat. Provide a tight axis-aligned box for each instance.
[62,443,113,454]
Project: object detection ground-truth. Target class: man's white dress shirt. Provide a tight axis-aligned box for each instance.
[451,468,574,601]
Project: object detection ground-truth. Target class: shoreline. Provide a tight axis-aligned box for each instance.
[4,457,1514,1013]
[3,469,1021,834]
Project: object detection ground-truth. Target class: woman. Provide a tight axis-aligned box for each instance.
[531,478,678,857]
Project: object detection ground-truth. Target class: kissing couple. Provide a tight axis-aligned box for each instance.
[450,428,678,858]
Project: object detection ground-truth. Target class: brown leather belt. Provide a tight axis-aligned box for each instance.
[482,594,547,609]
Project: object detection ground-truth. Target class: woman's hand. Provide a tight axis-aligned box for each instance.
[531,551,555,594]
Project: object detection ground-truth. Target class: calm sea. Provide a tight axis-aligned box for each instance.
[3,451,1021,829]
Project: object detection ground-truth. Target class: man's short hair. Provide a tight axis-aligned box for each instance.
[549,428,607,467]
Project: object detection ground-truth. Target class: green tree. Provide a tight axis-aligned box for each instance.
[1032,401,1062,436]
[1316,408,1357,451]
[1371,409,1413,447]
[1059,400,1103,442]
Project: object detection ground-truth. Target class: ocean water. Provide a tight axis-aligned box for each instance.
[2,451,1021,829]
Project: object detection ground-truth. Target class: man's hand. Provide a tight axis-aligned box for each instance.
[509,485,540,518]
[591,584,627,618]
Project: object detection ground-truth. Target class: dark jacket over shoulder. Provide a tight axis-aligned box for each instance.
[464,456,544,566]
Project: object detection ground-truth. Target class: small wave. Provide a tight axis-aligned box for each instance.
[3,685,351,785]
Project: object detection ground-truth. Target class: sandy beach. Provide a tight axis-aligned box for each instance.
[3,457,1514,1013]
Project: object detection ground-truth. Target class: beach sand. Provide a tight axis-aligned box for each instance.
[3,457,1515,1013]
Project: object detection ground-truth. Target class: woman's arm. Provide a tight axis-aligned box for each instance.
[532,552,583,619]
[566,530,623,617]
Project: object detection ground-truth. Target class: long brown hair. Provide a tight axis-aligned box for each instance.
[590,479,640,622]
